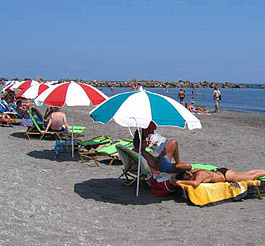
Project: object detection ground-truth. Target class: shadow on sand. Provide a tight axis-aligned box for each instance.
[27,149,80,162]
[10,132,58,140]
[74,178,186,205]
[10,132,26,139]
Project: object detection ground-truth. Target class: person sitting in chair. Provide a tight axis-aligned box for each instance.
[41,107,70,133]
[133,129,191,173]
[172,168,265,188]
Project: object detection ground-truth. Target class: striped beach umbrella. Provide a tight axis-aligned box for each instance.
[2,80,18,93]
[90,87,201,197]
[15,83,51,99]
[90,87,201,130]
[89,88,201,197]
[35,81,108,107]
[10,80,40,91]
[35,81,108,158]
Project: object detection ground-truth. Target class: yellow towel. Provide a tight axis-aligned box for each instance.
[178,180,261,206]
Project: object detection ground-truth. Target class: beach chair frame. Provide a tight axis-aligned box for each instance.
[92,139,134,166]
[25,111,63,140]
[78,136,113,165]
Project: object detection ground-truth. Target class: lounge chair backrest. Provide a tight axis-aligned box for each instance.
[116,144,152,180]
[28,111,41,132]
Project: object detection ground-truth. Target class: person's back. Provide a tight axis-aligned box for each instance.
[49,111,66,131]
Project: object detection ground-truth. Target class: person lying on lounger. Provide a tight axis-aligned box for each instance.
[133,129,191,173]
[171,168,265,188]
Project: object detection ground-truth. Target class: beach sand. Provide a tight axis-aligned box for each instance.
[1,108,265,246]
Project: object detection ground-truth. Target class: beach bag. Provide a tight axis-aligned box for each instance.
[150,177,174,196]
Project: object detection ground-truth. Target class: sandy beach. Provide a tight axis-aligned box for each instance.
[1,108,265,246]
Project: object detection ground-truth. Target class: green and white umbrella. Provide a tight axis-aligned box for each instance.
[90,87,201,197]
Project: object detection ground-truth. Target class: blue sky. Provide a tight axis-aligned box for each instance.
[1,0,265,83]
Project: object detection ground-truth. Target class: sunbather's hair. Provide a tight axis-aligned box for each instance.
[175,171,191,181]
[52,107,61,112]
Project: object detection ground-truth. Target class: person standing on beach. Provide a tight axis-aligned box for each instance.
[178,89,185,105]
[213,86,221,112]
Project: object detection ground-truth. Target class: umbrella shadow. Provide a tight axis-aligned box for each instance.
[74,178,185,205]
[27,149,80,162]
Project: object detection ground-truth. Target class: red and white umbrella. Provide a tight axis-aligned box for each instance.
[35,81,108,107]
[11,80,40,91]
[2,80,18,93]
[15,83,51,99]
[35,81,108,157]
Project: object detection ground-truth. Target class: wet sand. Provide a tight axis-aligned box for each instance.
[1,107,265,246]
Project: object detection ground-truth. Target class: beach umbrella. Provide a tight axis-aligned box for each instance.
[90,87,201,130]
[35,81,108,107]
[89,87,201,197]
[15,83,51,99]
[35,81,108,157]
[2,80,18,93]
[10,80,40,91]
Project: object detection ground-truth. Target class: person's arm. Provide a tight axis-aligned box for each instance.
[173,172,203,187]
[41,118,51,134]
[63,114,70,132]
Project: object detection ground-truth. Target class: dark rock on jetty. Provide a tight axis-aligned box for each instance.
[0,77,263,89]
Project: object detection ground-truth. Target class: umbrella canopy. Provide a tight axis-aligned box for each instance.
[35,81,108,107]
[2,80,18,93]
[10,80,40,91]
[15,83,51,99]
[90,87,201,130]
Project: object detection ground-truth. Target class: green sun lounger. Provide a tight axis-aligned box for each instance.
[26,111,86,140]
[78,136,113,163]
[92,139,153,166]
[92,139,134,166]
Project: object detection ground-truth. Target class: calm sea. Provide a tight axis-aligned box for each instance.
[99,87,265,115]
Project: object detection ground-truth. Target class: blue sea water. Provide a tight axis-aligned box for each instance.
[99,87,265,115]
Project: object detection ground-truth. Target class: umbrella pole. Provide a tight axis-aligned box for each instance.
[136,128,142,197]
[71,115,74,158]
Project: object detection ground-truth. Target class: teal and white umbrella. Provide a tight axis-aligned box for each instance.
[89,87,201,197]
[90,87,201,130]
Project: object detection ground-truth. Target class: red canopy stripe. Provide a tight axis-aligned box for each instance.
[78,83,106,105]
[44,83,70,107]
[38,84,49,96]
[17,80,32,90]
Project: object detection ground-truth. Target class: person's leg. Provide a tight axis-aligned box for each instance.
[225,170,265,182]
[165,139,180,164]
[165,139,191,171]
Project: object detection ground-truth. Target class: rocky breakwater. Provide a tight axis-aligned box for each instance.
[80,80,256,89]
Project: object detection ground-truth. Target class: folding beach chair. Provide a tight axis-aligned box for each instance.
[25,111,64,140]
[116,144,154,186]
[78,135,113,163]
